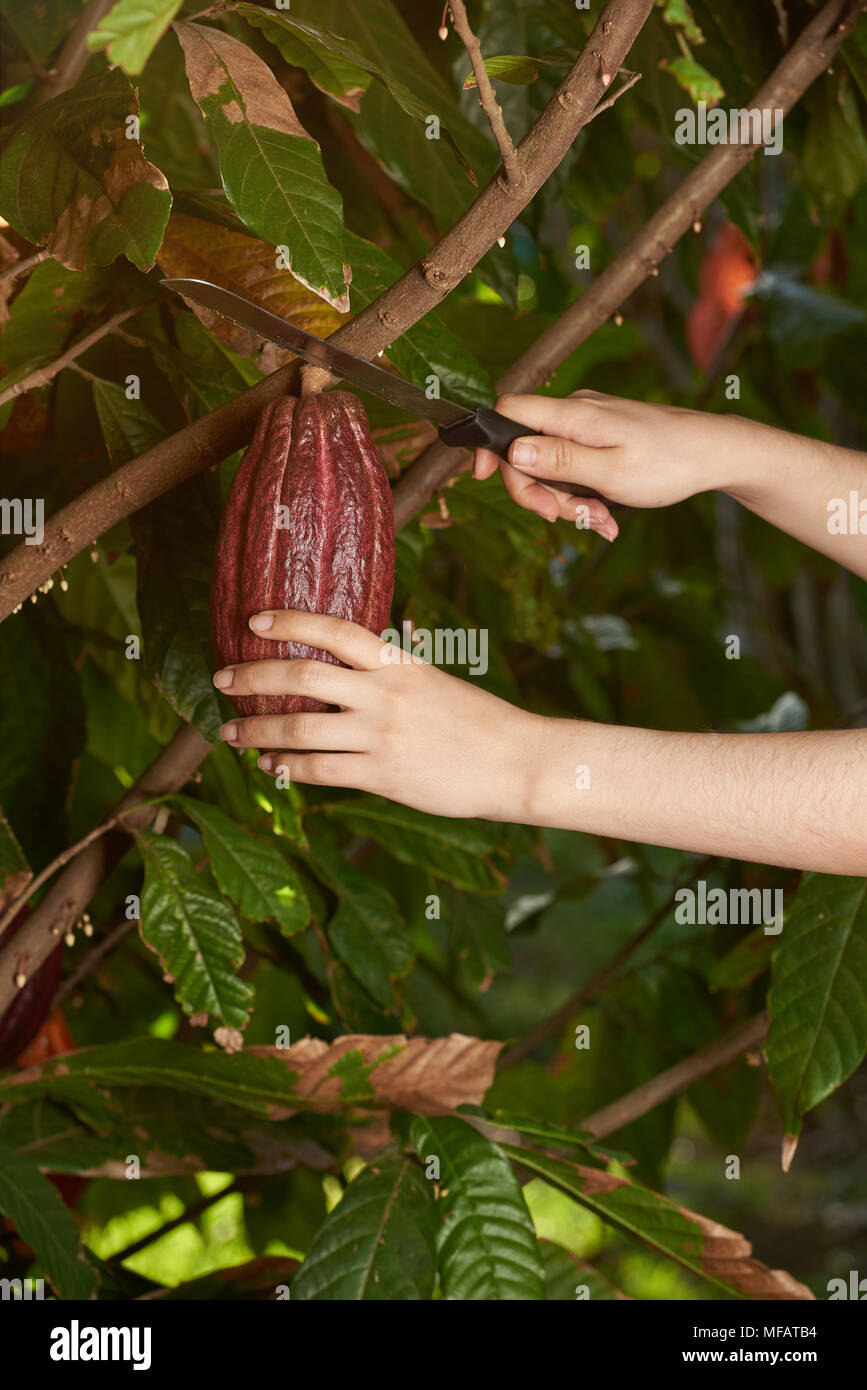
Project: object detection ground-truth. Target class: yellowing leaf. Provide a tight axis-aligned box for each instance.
[156,210,347,358]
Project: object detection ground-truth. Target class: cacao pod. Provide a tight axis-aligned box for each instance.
[211,391,395,718]
[0,907,63,1069]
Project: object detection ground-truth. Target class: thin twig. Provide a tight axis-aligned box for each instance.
[0,814,129,943]
[448,0,523,188]
[34,0,116,108]
[0,303,151,409]
[585,68,642,122]
[580,1013,768,1137]
[0,250,49,289]
[499,856,716,1069]
[110,1180,244,1265]
[53,918,137,1011]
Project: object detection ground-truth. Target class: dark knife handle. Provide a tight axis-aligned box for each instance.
[438,407,617,507]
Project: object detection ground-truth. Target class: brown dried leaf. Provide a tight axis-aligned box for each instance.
[157,211,347,357]
[250,1032,503,1116]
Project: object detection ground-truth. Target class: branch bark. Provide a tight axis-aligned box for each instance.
[33,0,116,107]
[0,0,653,621]
[389,0,864,521]
[0,304,150,410]
[0,725,210,1016]
[449,0,523,188]
[580,1013,769,1138]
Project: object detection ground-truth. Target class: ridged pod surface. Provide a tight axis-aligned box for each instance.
[211,391,395,716]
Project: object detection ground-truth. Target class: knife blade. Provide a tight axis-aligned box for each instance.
[160,278,614,505]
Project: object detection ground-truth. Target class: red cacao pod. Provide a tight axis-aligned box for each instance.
[0,907,63,1069]
[211,391,395,717]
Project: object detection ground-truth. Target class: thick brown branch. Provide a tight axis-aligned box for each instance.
[580,1013,769,1138]
[0,303,152,409]
[389,0,863,521]
[0,0,653,621]
[449,0,523,188]
[0,725,210,1016]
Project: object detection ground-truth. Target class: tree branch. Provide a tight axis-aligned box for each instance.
[448,0,523,188]
[0,303,153,410]
[0,0,654,621]
[580,1013,768,1138]
[0,250,49,289]
[585,67,642,122]
[388,0,864,521]
[33,0,116,108]
[0,725,210,1016]
[498,856,716,1069]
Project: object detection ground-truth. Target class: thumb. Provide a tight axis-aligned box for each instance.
[508,434,617,494]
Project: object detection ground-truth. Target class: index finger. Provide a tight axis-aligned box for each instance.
[249,610,387,670]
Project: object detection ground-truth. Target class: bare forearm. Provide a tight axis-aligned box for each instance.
[526,718,867,874]
[723,418,867,579]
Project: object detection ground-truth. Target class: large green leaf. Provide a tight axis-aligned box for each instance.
[410,1115,545,1300]
[502,1146,774,1300]
[174,20,349,310]
[0,1142,97,1299]
[131,472,224,739]
[766,874,867,1138]
[91,376,166,467]
[136,828,254,1030]
[88,0,184,76]
[310,829,413,1007]
[175,796,309,936]
[291,1156,436,1299]
[0,68,171,270]
[325,795,508,892]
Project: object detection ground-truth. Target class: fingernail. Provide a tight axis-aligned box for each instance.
[511,441,536,469]
[598,521,618,542]
[221,722,238,742]
[258,754,273,772]
[213,669,233,689]
[250,612,274,632]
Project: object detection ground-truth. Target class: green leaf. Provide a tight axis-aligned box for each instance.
[280,0,493,231]
[766,874,867,1138]
[175,796,309,936]
[91,376,166,466]
[0,1038,298,1116]
[660,56,724,104]
[0,68,171,270]
[708,927,776,991]
[88,0,184,76]
[343,230,494,409]
[130,473,224,739]
[0,1142,97,1299]
[174,20,349,310]
[136,828,254,1030]
[238,6,370,110]
[411,1116,545,1300]
[502,1146,748,1299]
[310,829,413,1007]
[803,78,867,213]
[463,54,569,89]
[325,795,508,892]
[291,1156,437,1299]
